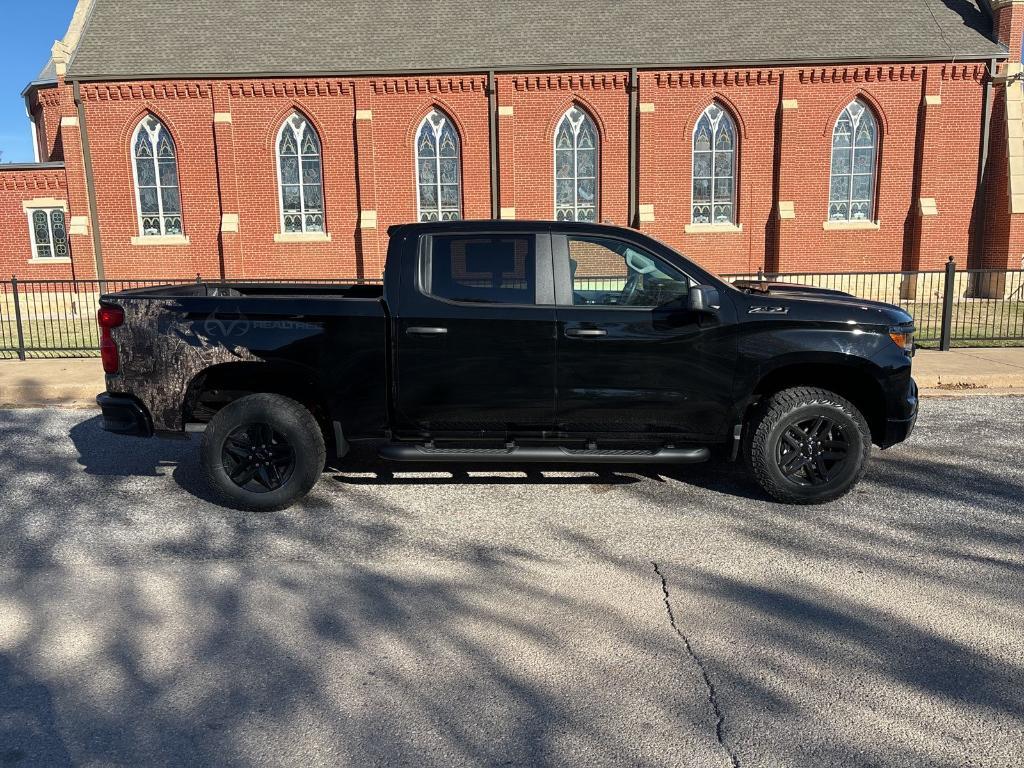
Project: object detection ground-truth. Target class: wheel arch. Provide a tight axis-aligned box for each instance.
[182,360,339,453]
[748,356,888,445]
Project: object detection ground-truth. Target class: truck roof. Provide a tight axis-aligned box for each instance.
[387,220,638,238]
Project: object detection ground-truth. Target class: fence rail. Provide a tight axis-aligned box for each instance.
[0,276,382,360]
[1,265,1022,359]
[721,263,1024,348]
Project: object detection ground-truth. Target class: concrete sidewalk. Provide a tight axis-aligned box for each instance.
[1,348,1023,409]
[0,358,104,408]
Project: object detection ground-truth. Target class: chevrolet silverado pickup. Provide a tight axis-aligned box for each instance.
[96,220,918,510]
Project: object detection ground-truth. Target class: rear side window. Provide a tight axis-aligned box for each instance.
[424,234,536,304]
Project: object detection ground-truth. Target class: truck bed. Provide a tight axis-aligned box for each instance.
[108,281,384,300]
[100,280,389,437]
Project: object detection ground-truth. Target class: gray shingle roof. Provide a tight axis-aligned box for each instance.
[36,59,58,83]
[67,0,1006,81]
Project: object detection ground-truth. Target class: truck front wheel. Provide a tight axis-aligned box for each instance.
[746,386,871,504]
[200,393,326,511]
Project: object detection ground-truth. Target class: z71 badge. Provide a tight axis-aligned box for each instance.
[748,305,789,315]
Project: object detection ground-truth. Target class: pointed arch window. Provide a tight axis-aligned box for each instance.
[416,110,462,222]
[692,103,736,225]
[131,116,183,237]
[554,107,598,222]
[829,99,878,222]
[276,113,325,233]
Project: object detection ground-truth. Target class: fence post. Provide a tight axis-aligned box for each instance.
[939,257,956,352]
[11,276,26,361]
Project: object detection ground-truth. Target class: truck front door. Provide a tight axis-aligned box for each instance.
[394,230,557,435]
[552,232,738,440]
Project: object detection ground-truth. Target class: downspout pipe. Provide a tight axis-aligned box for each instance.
[488,70,499,220]
[73,80,105,282]
[628,67,639,228]
[973,57,997,265]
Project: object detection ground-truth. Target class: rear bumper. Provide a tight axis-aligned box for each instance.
[881,377,918,448]
[96,392,153,437]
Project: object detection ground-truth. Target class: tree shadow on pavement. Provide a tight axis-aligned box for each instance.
[0,405,1021,767]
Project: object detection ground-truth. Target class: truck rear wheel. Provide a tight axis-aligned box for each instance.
[746,386,871,504]
[200,393,326,511]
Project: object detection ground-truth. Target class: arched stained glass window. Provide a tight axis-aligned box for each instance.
[829,99,878,222]
[692,103,736,225]
[277,113,325,233]
[554,107,598,222]
[131,116,182,237]
[416,110,462,222]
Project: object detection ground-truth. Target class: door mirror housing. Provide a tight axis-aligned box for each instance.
[688,285,721,314]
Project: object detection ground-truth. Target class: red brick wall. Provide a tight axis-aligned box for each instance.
[80,81,223,280]
[8,61,1010,280]
[498,72,630,226]
[986,2,1024,271]
[919,66,989,271]
[0,166,74,279]
[221,79,360,279]
[638,69,779,274]
[30,86,67,162]
[368,75,492,276]
[994,2,1024,62]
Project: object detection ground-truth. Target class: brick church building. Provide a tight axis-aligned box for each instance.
[3,0,1024,284]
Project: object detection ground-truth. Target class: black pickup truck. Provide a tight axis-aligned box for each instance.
[96,220,917,510]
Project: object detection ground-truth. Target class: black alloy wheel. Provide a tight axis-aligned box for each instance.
[221,422,296,493]
[200,393,326,511]
[775,415,851,487]
[745,386,871,504]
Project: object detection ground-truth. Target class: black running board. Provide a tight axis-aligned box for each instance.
[378,444,710,464]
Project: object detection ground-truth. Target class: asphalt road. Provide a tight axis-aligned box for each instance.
[0,397,1022,768]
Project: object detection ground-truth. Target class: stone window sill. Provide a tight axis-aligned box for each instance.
[822,219,880,231]
[27,257,72,265]
[274,232,332,243]
[684,223,743,234]
[131,234,191,246]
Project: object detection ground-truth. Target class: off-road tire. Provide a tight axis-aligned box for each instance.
[746,386,871,504]
[200,393,326,511]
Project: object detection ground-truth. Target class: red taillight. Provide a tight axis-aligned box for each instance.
[97,305,124,329]
[97,304,124,374]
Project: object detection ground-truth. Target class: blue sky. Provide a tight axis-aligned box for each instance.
[0,1,77,163]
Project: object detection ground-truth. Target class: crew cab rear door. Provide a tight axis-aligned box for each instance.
[393,229,557,434]
[552,231,738,439]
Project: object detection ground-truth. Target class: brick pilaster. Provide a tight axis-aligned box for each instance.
[352,81,383,278]
[773,73,800,272]
[495,75,516,219]
[57,80,100,280]
[211,83,242,278]
[908,74,947,272]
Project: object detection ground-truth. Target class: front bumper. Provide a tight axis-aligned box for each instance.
[97,392,153,437]
[881,377,918,448]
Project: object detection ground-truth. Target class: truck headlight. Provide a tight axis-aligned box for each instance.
[889,326,915,356]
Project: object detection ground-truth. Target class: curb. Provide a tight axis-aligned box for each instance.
[0,388,99,409]
[919,386,1022,398]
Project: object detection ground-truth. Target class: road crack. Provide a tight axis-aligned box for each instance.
[652,561,740,768]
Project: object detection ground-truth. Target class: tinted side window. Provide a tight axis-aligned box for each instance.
[567,236,690,307]
[425,234,536,304]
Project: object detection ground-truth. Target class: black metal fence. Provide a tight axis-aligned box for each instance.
[0,276,382,360]
[721,261,1024,348]
[1,264,1022,359]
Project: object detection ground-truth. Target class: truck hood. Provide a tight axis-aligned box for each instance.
[732,280,914,326]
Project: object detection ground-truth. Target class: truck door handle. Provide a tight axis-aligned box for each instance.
[565,328,607,338]
[406,326,448,336]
